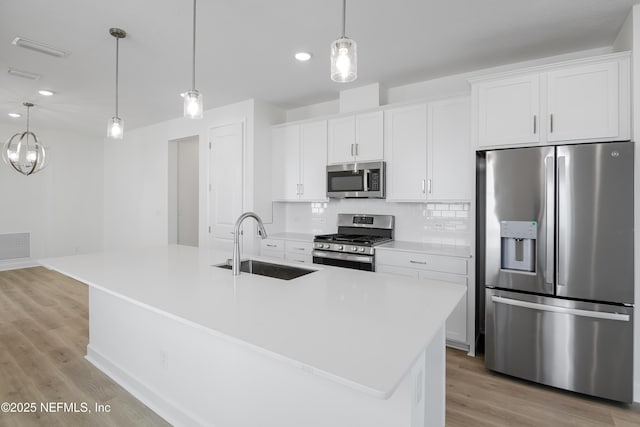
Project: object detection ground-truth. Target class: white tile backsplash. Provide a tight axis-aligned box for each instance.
[269,200,471,246]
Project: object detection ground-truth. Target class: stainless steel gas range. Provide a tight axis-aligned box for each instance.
[312,214,394,271]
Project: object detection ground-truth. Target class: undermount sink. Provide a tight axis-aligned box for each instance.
[216,259,316,280]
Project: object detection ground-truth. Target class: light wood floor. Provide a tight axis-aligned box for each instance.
[1,267,640,427]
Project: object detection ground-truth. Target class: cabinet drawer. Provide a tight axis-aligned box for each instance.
[376,265,419,278]
[261,238,285,253]
[285,253,313,264]
[376,250,467,275]
[261,249,285,260]
[284,240,313,255]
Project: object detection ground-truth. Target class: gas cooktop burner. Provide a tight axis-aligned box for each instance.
[314,234,392,246]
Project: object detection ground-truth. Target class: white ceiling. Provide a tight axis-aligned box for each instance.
[1,0,638,138]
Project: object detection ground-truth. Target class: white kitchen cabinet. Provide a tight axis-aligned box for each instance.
[475,74,540,147]
[427,97,472,201]
[272,121,327,201]
[384,98,471,202]
[328,111,383,164]
[384,104,428,201]
[546,61,619,142]
[472,52,630,149]
[376,248,469,348]
[261,237,313,264]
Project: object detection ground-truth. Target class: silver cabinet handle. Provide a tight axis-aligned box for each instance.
[544,155,554,286]
[491,296,630,321]
[550,113,554,133]
[299,183,304,195]
[533,115,537,134]
[421,179,426,194]
[266,244,277,248]
[292,247,305,251]
[409,260,427,265]
[355,143,359,156]
[350,144,354,156]
[427,179,432,194]
[557,155,567,287]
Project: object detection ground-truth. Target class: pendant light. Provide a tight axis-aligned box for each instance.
[330,0,357,83]
[107,28,126,139]
[184,0,203,119]
[3,102,47,176]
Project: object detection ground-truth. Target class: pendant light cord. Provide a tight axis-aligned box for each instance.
[192,0,197,90]
[341,0,346,37]
[115,36,119,117]
[26,105,30,133]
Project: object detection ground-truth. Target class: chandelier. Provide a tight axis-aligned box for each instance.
[3,102,47,176]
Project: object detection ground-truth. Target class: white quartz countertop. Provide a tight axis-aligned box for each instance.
[40,245,464,399]
[266,232,315,241]
[378,240,472,258]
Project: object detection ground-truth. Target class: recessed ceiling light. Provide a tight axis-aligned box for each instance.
[295,52,312,62]
[12,36,69,58]
[38,90,54,96]
[7,67,41,80]
[8,113,22,118]
[180,92,186,98]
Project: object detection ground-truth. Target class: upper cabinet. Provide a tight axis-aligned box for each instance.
[472,52,630,149]
[272,120,327,201]
[475,74,540,146]
[384,98,471,202]
[328,111,383,164]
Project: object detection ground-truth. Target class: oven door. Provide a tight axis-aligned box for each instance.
[326,162,385,198]
[312,250,375,271]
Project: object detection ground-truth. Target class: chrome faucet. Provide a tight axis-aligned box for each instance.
[232,211,268,275]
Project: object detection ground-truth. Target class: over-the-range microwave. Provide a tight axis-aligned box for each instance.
[326,161,385,198]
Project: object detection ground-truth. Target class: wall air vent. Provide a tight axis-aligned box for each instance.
[0,233,30,260]
[12,36,69,58]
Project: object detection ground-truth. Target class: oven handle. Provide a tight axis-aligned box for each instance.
[312,250,374,264]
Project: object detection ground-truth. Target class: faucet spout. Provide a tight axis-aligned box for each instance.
[232,212,268,276]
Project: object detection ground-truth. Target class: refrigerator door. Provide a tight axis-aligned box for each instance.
[485,288,633,402]
[556,142,634,304]
[485,146,555,294]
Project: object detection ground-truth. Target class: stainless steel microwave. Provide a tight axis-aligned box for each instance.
[326,161,385,198]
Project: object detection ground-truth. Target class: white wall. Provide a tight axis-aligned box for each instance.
[0,123,103,269]
[103,99,284,254]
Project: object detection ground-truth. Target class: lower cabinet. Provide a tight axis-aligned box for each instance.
[376,249,469,348]
[261,238,313,264]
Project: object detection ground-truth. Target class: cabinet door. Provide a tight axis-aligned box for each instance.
[384,104,427,201]
[299,121,328,201]
[546,61,619,142]
[418,270,467,344]
[272,125,301,201]
[428,98,471,201]
[355,111,384,162]
[327,116,355,164]
[477,74,540,147]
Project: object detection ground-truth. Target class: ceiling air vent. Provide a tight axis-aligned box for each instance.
[11,36,69,58]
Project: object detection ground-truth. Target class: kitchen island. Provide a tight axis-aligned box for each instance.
[40,245,465,427]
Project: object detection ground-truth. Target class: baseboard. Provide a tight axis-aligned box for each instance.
[0,258,38,271]
[85,345,207,427]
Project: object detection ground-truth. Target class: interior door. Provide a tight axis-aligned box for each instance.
[555,142,634,304]
[210,123,243,252]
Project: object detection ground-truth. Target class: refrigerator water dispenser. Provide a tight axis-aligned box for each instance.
[500,221,537,272]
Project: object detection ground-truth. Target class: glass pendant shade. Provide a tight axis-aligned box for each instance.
[184,90,203,119]
[107,116,124,140]
[3,131,47,176]
[331,36,357,82]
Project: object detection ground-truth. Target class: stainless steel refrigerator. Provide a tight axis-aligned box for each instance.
[479,142,634,403]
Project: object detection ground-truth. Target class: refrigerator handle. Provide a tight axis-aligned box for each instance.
[544,155,554,286]
[491,296,630,321]
[557,155,567,287]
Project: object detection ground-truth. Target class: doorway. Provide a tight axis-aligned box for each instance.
[168,136,199,247]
